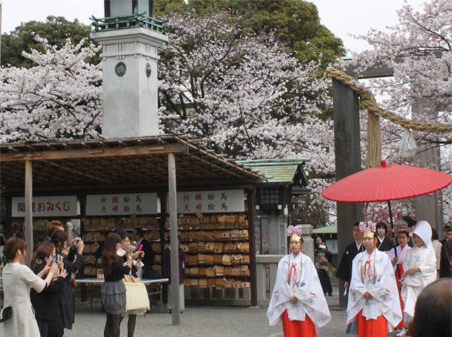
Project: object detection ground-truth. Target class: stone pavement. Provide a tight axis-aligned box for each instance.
[65,287,397,337]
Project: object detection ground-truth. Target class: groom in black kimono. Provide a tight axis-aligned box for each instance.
[336,222,363,291]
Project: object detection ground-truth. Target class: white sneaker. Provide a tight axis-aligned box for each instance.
[396,328,407,337]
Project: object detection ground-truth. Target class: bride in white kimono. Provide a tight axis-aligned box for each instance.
[267,229,331,337]
[401,220,437,327]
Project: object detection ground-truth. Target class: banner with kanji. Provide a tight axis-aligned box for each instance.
[86,193,159,216]
[176,190,245,213]
[12,195,79,217]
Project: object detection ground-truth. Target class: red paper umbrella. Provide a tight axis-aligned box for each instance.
[322,160,452,203]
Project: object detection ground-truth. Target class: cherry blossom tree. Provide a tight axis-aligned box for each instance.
[159,12,334,155]
[158,12,336,223]
[0,36,102,142]
[353,0,451,122]
[351,0,452,223]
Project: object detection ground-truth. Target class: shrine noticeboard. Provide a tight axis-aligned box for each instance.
[176,190,245,213]
[12,195,79,217]
[86,193,159,216]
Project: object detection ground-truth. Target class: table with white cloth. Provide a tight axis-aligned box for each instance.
[76,278,169,310]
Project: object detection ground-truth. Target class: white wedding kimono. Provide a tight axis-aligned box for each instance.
[401,245,436,324]
[346,249,402,330]
[267,252,331,330]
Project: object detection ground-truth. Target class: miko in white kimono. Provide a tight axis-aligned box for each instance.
[346,226,402,337]
[401,220,437,327]
[267,231,331,337]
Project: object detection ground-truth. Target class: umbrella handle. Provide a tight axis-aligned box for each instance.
[388,201,394,227]
[388,201,398,257]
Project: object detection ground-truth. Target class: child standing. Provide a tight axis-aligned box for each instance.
[387,231,411,337]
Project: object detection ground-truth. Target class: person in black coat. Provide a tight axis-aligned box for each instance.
[439,240,452,278]
[132,228,156,279]
[336,222,363,291]
[376,222,394,251]
[30,240,68,337]
[50,230,85,337]
[440,225,452,245]
[314,236,333,296]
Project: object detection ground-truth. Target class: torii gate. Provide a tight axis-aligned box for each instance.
[329,65,446,307]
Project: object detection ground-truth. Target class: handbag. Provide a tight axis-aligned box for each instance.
[0,306,12,323]
[123,275,150,313]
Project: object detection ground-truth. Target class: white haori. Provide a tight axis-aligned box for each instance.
[401,245,436,323]
[347,249,402,330]
[267,252,331,329]
[387,245,411,272]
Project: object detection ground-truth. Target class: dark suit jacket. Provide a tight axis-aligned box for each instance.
[138,238,155,278]
[58,251,84,329]
[336,241,363,283]
[439,243,452,278]
[377,236,394,252]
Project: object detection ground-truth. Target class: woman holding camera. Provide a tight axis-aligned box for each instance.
[118,231,144,337]
[30,240,68,337]
[101,232,133,337]
[50,230,84,336]
[1,237,58,337]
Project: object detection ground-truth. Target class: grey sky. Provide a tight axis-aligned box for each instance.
[2,0,427,54]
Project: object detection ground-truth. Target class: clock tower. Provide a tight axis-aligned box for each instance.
[91,0,167,138]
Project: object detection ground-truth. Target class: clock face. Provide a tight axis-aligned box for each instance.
[146,63,152,78]
[115,62,126,77]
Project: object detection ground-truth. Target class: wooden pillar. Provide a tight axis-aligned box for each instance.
[333,79,363,308]
[414,145,443,232]
[247,188,257,306]
[412,99,444,234]
[168,153,180,325]
[24,160,33,264]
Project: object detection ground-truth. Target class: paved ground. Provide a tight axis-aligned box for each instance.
[65,303,346,337]
[64,286,397,337]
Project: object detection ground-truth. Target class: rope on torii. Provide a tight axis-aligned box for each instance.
[326,67,452,167]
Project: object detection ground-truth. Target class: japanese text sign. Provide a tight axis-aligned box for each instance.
[176,190,245,213]
[86,193,158,215]
[12,195,79,217]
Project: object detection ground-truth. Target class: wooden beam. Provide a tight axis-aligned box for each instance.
[0,143,189,162]
[1,179,260,195]
[24,160,33,264]
[168,152,181,325]
[344,63,394,79]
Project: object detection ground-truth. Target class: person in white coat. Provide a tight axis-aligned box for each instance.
[401,220,437,330]
[346,223,402,337]
[267,227,331,337]
[2,237,58,337]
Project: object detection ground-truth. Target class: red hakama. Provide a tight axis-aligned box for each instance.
[356,309,387,337]
[395,265,405,329]
[281,310,316,337]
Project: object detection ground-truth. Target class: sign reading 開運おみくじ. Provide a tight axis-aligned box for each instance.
[12,195,79,217]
